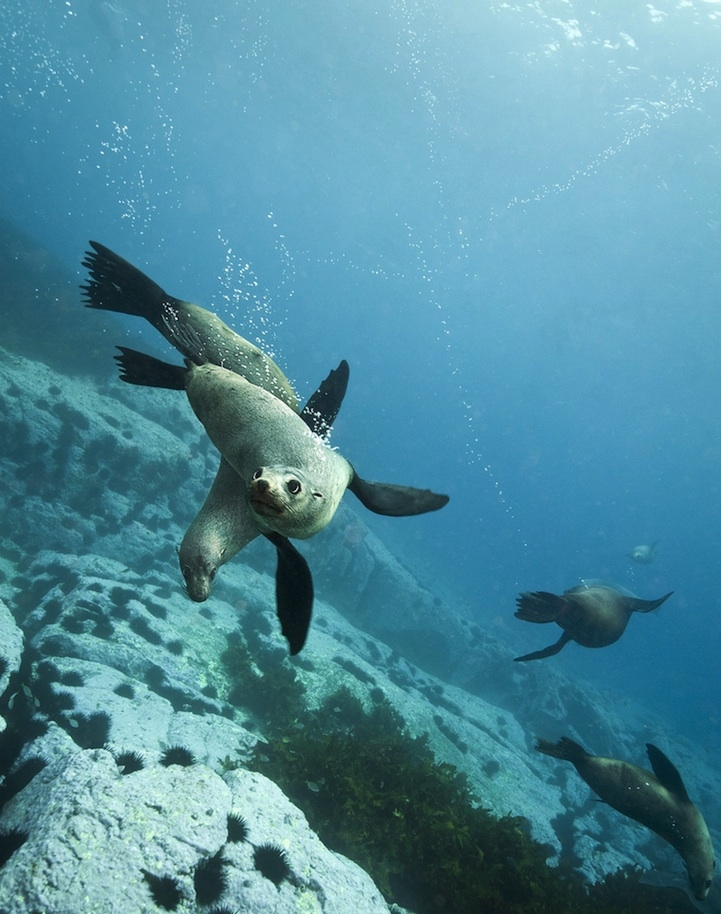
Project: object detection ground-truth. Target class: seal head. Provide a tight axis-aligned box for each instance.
[179,457,259,602]
[248,465,351,539]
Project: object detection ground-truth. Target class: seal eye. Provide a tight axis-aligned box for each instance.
[252,468,263,480]
[287,479,302,495]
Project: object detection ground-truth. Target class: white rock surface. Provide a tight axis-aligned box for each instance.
[0,599,23,734]
[0,730,391,914]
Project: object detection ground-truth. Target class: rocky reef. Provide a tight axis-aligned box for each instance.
[0,230,717,913]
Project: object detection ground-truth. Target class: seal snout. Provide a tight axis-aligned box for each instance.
[251,470,270,494]
[248,468,284,517]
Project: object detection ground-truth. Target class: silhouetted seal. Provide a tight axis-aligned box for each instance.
[628,541,660,564]
[513,579,672,661]
[536,737,715,901]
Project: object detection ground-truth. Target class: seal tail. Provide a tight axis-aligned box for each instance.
[81,241,171,325]
[114,347,187,389]
[514,591,568,623]
[535,736,590,765]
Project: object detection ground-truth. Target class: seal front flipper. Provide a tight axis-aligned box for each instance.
[300,360,349,440]
[263,532,313,655]
[514,631,571,662]
[627,591,674,614]
[348,471,449,516]
[646,744,690,801]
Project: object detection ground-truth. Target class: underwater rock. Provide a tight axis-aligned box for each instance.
[223,768,390,911]
[0,726,392,913]
[0,600,24,734]
[1,294,719,902]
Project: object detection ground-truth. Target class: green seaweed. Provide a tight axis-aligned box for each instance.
[248,694,576,912]
[221,631,307,735]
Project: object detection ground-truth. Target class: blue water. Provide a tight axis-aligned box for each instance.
[1,0,720,750]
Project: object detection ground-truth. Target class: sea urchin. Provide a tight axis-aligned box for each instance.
[253,843,290,886]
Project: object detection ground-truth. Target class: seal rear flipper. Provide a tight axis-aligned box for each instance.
[514,591,568,623]
[348,472,449,516]
[300,360,349,439]
[535,736,590,764]
[81,241,176,324]
[114,347,188,389]
[646,744,691,802]
[264,532,313,655]
[629,591,674,614]
[513,631,571,662]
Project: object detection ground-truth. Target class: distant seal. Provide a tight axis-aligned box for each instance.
[513,579,672,661]
[536,737,715,901]
[628,541,660,564]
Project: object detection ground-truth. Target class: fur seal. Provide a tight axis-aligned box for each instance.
[83,242,448,651]
[180,359,349,604]
[628,541,660,564]
[535,737,715,900]
[513,579,672,661]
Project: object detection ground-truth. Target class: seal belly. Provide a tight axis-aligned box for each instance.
[561,591,631,647]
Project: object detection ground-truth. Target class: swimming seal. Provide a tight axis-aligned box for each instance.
[114,347,447,651]
[84,243,448,650]
[628,541,660,564]
[180,359,349,604]
[535,737,715,900]
[513,579,672,661]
